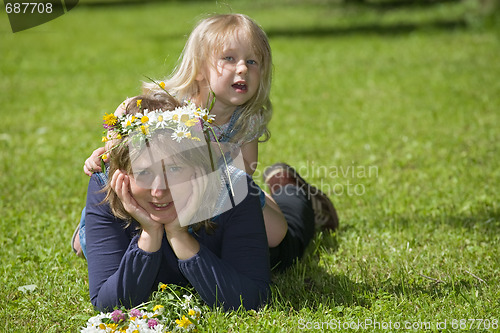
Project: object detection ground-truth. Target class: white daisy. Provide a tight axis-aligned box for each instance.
[171,126,190,142]
[155,111,173,129]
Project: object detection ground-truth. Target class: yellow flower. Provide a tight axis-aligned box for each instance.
[159,82,166,89]
[98,323,106,330]
[101,136,108,142]
[107,323,118,330]
[141,115,149,124]
[136,99,142,108]
[160,283,168,291]
[103,113,118,126]
[188,309,200,319]
[140,125,149,135]
[153,305,164,312]
[116,134,122,139]
[102,154,107,160]
[175,315,192,329]
[185,118,197,127]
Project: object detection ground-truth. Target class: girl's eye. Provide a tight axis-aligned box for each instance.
[247,59,258,65]
[223,56,234,62]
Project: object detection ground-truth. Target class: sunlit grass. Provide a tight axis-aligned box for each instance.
[1,0,499,331]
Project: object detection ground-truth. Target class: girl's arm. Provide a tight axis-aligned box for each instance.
[240,139,259,175]
[83,100,130,176]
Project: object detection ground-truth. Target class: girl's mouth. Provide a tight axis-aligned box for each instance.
[232,82,247,92]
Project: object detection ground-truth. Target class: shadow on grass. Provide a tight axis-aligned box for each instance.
[266,19,467,38]
[387,204,500,232]
[269,231,375,310]
[269,205,498,312]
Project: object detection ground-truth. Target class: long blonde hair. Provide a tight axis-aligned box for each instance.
[143,13,273,143]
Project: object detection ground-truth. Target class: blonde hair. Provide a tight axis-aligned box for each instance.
[143,13,273,143]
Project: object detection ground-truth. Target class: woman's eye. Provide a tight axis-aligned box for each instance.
[135,169,150,177]
[168,166,183,173]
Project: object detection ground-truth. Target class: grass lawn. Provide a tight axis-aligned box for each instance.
[0,0,499,331]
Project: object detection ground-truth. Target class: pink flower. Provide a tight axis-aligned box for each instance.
[129,309,142,318]
[148,318,158,328]
[111,309,126,323]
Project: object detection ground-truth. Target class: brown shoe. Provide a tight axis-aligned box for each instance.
[263,163,339,231]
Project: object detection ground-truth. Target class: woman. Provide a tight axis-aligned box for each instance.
[83,93,339,312]
[84,94,270,311]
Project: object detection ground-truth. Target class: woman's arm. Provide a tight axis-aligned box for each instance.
[85,175,164,311]
[177,177,271,310]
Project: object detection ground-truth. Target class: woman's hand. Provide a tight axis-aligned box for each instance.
[110,169,164,252]
[83,147,108,176]
[164,167,206,260]
[166,166,208,234]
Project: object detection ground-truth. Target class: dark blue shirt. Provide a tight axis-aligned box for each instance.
[85,173,270,311]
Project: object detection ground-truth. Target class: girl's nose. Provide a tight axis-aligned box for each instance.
[236,60,248,75]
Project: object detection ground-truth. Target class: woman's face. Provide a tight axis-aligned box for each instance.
[128,152,195,225]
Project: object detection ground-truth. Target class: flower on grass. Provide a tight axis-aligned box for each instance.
[80,284,203,333]
[129,309,142,318]
[175,315,193,330]
[111,309,127,323]
[153,304,164,315]
[148,318,158,329]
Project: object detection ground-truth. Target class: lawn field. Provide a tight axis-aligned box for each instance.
[0,1,499,332]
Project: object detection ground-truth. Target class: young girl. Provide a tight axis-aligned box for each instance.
[78,13,337,255]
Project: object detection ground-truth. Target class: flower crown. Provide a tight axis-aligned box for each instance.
[102,99,215,146]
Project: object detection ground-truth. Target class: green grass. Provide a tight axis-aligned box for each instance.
[1,0,499,332]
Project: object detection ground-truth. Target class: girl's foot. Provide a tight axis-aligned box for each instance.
[263,163,339,231]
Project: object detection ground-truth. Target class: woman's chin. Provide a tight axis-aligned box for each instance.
[149,211,178,225]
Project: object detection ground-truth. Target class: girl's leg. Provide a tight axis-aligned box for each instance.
[263,163,338,271]
[262,192,288,248]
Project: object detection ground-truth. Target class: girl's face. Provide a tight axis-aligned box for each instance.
[129,153,195,224]
[199,31,261,114]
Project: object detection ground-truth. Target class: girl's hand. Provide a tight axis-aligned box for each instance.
[166,167,208,235]
[83,147,108,176]
[110,169,163,233]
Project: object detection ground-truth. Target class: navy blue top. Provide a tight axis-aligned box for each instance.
[85,173,270,312]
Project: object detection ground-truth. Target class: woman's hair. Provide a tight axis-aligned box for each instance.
[104,93,218,231]
[143,13,273,143]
